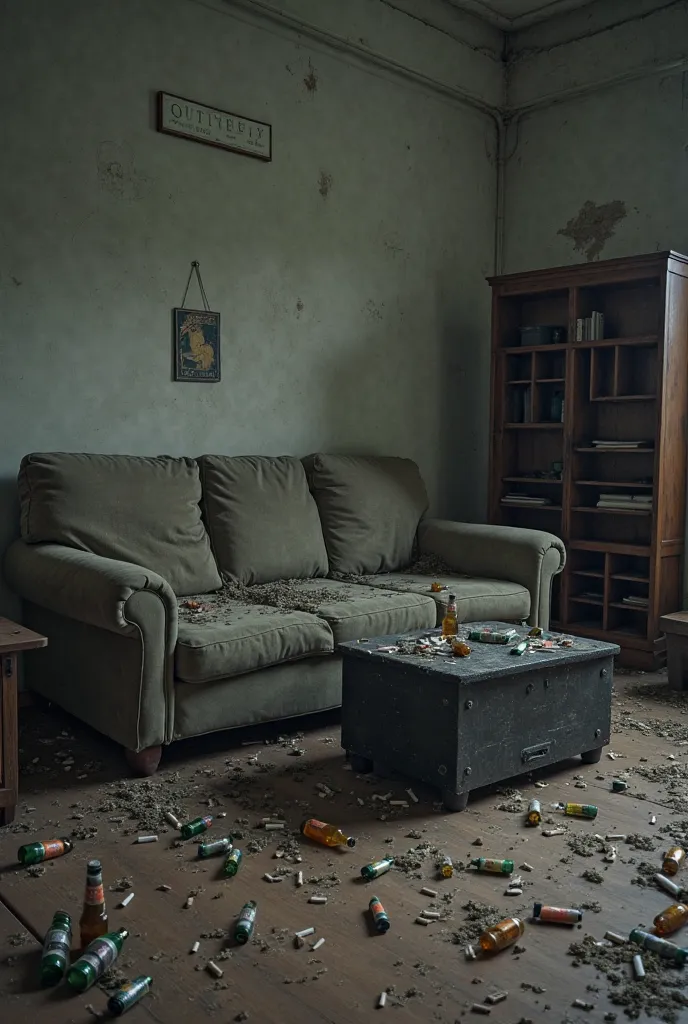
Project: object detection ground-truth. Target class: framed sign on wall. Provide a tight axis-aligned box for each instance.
[157,91,272,162]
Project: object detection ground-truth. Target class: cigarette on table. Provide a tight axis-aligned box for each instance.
[295,927,315,938]
[165,812,181,829]
[118,892,135,908]
[420,887,438,897]
[206,961,223,978]
[377,991,387,1008]
[135,835,158,844]
[406,788,419,804]
[309,895,327,904]
[190,940,200,954]
[311,937,325,951]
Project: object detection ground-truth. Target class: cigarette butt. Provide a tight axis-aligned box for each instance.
[604,931,626,945]
[377,991,387,1008]
[184,896,194,909]
[406,788,419,804]
[633,954,645,979]
[465,945,477,960]
[415,916,430,926]
[573,999,593,1010]
[309,895,327,904]
[206,960,223,978]
[119,892,135,908]
[217,811,227,818]
[157,884,171,892]
[534,781,548,788]
[650,815,657,825]
[606,834,626,841]
[421,910,440,919]
[135,835,158,843]
[607,752,617,760]
[542,828,566,837]
[485,992,508,1005]
[471,1004,491,1015]
[295,927,315,938]
[389,800,409,807]
[296,871,303,887]
[520,863,534,872]
[357,798,365,806]
[264,823,285,831]
[264,873,282,882]
[190,940,200,954]
[421,887,438,897]
[165,812,181,829]
[505,887,523,895]
[311,937,325,951]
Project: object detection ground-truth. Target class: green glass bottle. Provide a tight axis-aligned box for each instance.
[470,857,514,875]
[361,858,394,881]
[107,975,153,1016]
[198,837,232,859]
[180,815,213,839]
[40,910,72,986]
[66,928,129,992]
[18,838,73,865]
[235,900,257,944]
[223,848,242,876]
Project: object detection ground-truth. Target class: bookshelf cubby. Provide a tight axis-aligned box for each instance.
[488,251,688,668]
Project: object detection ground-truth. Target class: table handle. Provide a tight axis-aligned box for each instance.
[521,741,551,764]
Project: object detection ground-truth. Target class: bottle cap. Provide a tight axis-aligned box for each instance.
[533,902,542,918]
[346,837,356,848]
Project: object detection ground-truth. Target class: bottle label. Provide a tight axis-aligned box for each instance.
[480,859,505,873]
[80,937,116,975]
[42,840,67,860]
[307,819,326,832]
[43,928,70,954]
[85,883,105,905]
[238,904,256,924]
[370,899,384,917]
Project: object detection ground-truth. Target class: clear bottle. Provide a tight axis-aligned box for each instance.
[107,975,153,1016]
[440,855,454,878]
[180,815,213,839]
[301,818,356,848]
[653,903,688,936]
[479,917,525,953]
[197,837,232,859]
[361,858,394,881]
[40,910,72,986]
[223,848,243,876]
[663,846,686,877]
[551,801,598,819]
[235,900,257,944]
[629,928,688,964]
[370,896,390,933]
[18,838,73,865]
[79,859,108,949]
[66,928,129,992]
[471,857,514,875]
[441,595,458,638]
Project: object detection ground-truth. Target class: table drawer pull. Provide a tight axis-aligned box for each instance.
[521,741,552,764]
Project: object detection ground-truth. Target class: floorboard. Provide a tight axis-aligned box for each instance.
[0,671,686,1023]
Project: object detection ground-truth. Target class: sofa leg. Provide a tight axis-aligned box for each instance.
[125,745,162,776]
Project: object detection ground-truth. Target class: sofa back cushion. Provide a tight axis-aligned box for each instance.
[199,455,329,584]
[18,453,222,596]
[303,454,429,574]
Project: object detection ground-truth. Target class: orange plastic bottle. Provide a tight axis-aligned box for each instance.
[479,917,525,954]
[300,819,356,848]
[654,903,688,936]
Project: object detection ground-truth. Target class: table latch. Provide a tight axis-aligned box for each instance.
[521,740,552,764]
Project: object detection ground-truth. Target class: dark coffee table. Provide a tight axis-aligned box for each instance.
[339,622,619,810]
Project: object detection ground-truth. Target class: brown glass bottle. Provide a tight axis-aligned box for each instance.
[79,859,108,950]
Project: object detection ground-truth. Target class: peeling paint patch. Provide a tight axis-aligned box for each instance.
[364,299,383,321]
[558,199,627,262]
[318,171,333,199]
[97,141,150,200]
[303,60,318,93]
[295,298,304,317]
[11,276,21,286]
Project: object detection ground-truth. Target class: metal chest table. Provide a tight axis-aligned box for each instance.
[339,622,619,811]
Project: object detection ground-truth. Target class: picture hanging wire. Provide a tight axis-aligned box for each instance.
[180,260,211,311]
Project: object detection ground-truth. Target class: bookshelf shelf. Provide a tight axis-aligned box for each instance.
[489,250,688,669]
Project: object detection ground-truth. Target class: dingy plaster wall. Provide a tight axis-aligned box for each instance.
[503,0,688,271]
[0,0,502,617]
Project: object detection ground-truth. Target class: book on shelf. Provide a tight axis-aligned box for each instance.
[501,493,551,506]
[597,501,652,510]
[598,493,653,502]
[621,595,649,608]
[591,439,653,450]
[575,311,605,342]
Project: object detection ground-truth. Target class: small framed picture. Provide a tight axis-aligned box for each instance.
[173,308,221,382]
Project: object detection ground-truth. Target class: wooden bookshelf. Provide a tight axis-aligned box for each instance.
[488,251,688,669]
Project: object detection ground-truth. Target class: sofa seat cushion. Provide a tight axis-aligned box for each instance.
[176,598,333,684]
[199,455,328,584]
[244,578,437,644]
[357,573,531,627]
[303,454,428,575]
[18,453,221,596]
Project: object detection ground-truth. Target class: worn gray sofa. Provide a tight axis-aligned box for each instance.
[4,452,565,773]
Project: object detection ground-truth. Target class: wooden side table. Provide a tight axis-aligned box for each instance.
[660,611,688,690]
[0,617,47,825]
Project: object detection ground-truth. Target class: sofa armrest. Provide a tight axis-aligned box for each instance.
[418,519,566,628]
[4,540,178,644]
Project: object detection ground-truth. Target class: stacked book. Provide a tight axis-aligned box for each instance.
[591,439,653,451]
[621,595,649,609]
[501,493,551,508]
[575,311,605,341]
[596,492,653,511]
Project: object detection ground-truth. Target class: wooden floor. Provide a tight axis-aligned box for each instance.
[1,671,687,1024]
